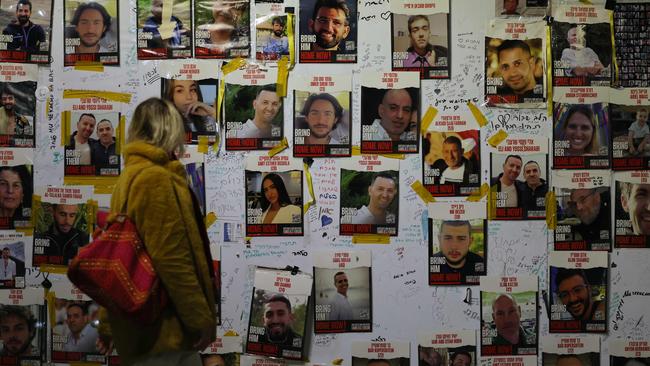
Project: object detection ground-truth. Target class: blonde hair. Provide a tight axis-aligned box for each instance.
[127,98,186,155]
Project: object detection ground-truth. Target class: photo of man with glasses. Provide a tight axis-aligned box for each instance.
[300,0,357,63]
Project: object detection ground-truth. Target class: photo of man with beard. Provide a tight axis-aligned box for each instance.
[300,0,357,63]
[0,305,40,359]
[2,1,45,52]
[0,0,52,62]
[550,266,607,333]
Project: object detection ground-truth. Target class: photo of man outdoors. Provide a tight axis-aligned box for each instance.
[297,92,347,145]
[229,85,282,139]
[351,173,397,225]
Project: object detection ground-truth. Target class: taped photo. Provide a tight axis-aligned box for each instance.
[610,339,650,366]
[0,149,32,229]
[0,231,28,289]
[63,0,119,66]
[553,170,611,251]
[614,171,650,248]
[314,250,372,333]
[418,331,476,366]
[351,341,410,366]
[194,0,250,59]
[63,110,121,177]
[161,77,218,145]
[0,288,47,364]
[542,335,600,366]
[299,0,357,63]
[0,0,53,63]
[610,89,650,170]
[553,103,610,169]
[136,0,192,59]
[549,251,608,333]
[0,64,37,148]
[422,129,480,196]
[202,335,241,365]
[50,298,104,363]
[255,7,291,61]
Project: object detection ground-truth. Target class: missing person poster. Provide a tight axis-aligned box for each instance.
[240,355,288,366]
[428,202,486,285]
[195,0,250,59]
[245,154,303,237]
[255,4,291,61]
[32,185,92,267]
[292,74,351,157]
[553,170,611,251]
[360,72,420,154]
[614,171,650,248]
[480,276,538,357]
[340,155,400,236]
[159,60,218,145]
[351,340,410,366]
[390,0,450,79]
[614,1,650,88]
[610,88,650,170]
[0,231,28,289]
[553,102,610,169]
[314,250,372,333]
[0,0,53,63]
[0,63,37,148]
[542,335,600,366]
[610,339,650,366]
[0,149,32,229]
[136,0,191,59]
[551,5,612,88]
[49,281,104,364]
[299,0,357,63]
[495,0,548,17]
[202,334,241,365]
[489,136,548,220]
[423,127,480,197]
[485,19,545,108]
[62,90,124,178]
[224,64,283,150]
[549,251,608,333]
[245,267,312,360]
[63,0,119,66]
[418,331,476,366]
[180,145,206,217]
[0,288,46,365]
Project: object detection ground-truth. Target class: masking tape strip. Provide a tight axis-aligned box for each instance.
[61,111,71,146]
[545,191,557,230]
[276,56,290,97]
[609,11,619,85]
[223,330,239,336]
[546,25,553,117]
[15,227,33,235]
[303,162,316,213]
[352,234,391,244]
[205,212,217,228]
[158,0,175,40]
[87,199,98,232]
[62,90,132,104]
[287,13,295,67]
[332,359,344,366]
[420,106,438,135]
[487,129,508,147]
[350,146,404,159]
[198,135,209,153]
[579,0,592,3]
[40,265,68,274]
[73,61,104,73]
[488,184,498,220]
[268,137,289,156]
[31,195,41,228]
[117,115,125,153]
[63,176,118,192]
[410,180,435,203]
[467,102,488,127]
[218,58,247,122]
[46,291,57,327]
[466,183,490,202]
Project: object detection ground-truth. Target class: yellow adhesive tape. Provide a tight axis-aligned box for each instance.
[287,14,295,67]
[158,0,176,40]
[351,146,404,159]
[332,359,344,365]
[222,58,247,75]
[303,162,316,213]
[609,11,619,84]
[276,56,290,97]
[352,234,391,244]
[63,176,118,191]
[410,180,435,203]
[351,146,361,156]
[15,227,33,235]
[467,102,488,127]
[223,330,239,337]
[117,115,125,152]
[31,195,41,227]
[198,135,209,153]
[40,265,68,274]
[205,212,217,228]
[466,183,490,202]
[546,25,553,117]
[46,291,57,327]
[487,129,508,147]
[488,184,498,220]
[63,90,132,104]
[61,111,71,146]
[268,137,289,156]
[420,106,438,135]
[545,191,557,230]
[73,61,104,73]
[87,199,98,230]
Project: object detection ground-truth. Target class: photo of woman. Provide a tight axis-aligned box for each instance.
[260,173,301,224]
[162,78,217,143]
[0,165,31,228]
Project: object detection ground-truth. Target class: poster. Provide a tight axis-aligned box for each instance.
[542,335,600,366]
[610,339,650,366]
[245,267,312,360]
[494,0,548,17]
[255,4,291,61]
[180,145,206,216]
[224,64,283,150]
[485,19,546,108]
[489,136,548,220]
[418,331,476,366]
[292,74,351,157]
[194,0,250,59]
[360,72,420,154]
[0,149,32,229]
[351,340,410,366]
[553,170,610,251]
[610,88,650,170]
[298,0,357,63]
[32,185,93,267]
[244,154,303,237]
[548,251,608,333]
[614,1,650,87]
[0,0,53,63]
[553,102,610,169]
[63,0,119,66]
[0,231,28,289]
[0,288,46,365]
[340,155,400,236]
[390,0,451,79]
[614,171,650,248]
[0,63,37,148]
[428,201,486,285]
[136,0,192,59]
[202,335,241,366]
[314,250,372,333]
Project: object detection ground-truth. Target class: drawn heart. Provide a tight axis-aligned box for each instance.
[380,11,391,20]
[434,88,441,94]
[321,215,333,226]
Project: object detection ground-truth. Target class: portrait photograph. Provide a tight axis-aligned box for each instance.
[161,77,218,144]
[32,201,90,267]
[0,304,46,362]
[256,13,290,61]
[0,163,32,230]
[422,130,480,196]
[553,103,610,169]
[0,233,27,288]
[0,0,53,63]
[194,0,250,59]
[418,346,476,366]
[64,111,121,177]
[298,0,357,63]
[428,218,485,285]
[614,173,650,248]
[63,0,119,66]
[136,0,192,59]
[245,170,303,237]
[0,80,36,148]
[293,90,351,157]
[554,186,610,251]
[50,299,103,363]
[481,290,538,356]
[611,104,650,170]
[543,352,599,366]
[314,266,371,331]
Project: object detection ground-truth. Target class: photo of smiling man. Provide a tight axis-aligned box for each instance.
[294,89,351,157]
[615,171,650,248]
[64,0,119,66]
[299,0,357,63]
